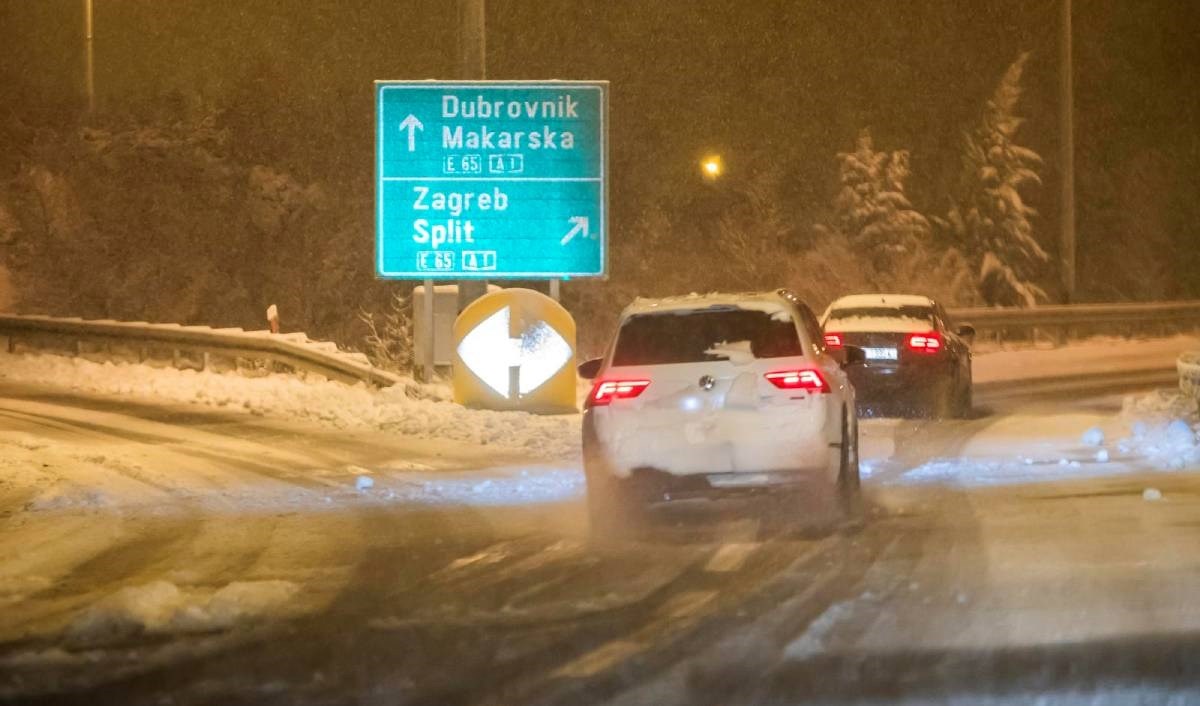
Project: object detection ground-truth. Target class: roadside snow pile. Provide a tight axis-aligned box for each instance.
[386,466,584,506]
[1114,420,1200,470]
[0,352,579,459]
[1108,391,1195,468]
[1119,390,1200,469]
[973,335,1200,384]
[1122,388,1196,421]
[1080,427,1105,447]
[65,579,299,647]
[1179,350,1200,400]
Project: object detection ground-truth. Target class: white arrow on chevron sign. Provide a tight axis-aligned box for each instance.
[456,306,573,399]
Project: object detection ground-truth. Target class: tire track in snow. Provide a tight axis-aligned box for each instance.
[0,513,205,646]
[475,533,838,706]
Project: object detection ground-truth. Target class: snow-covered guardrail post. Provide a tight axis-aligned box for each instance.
[1178,351,1200,413]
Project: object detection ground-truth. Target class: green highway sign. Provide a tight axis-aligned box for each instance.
[375,81,607,279]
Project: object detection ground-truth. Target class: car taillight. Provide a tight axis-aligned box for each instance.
[587,379,651,407]
[823,332,844,348]
[764,369,830,393]
[906,332,943,354]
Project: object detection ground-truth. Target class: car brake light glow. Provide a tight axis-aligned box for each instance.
[823,332,844,348]
[764,369,831,393]
[906,332,943,354]
[588,379,651,407]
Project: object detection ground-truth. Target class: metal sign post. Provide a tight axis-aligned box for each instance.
[456,0,489,314]
[421,279,434,381]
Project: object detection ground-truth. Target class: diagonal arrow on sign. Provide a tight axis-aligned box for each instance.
[399,114,424,152]
[457,306,573,399]
[559,216,590,246]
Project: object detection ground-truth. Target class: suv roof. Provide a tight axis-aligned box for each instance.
[611,290,813,367]
[623,290,801,318]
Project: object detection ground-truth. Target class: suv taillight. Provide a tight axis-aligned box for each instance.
[764,369,830,393]
[906,332,943,354]
[587,379,651,408]
[823,332,844,348]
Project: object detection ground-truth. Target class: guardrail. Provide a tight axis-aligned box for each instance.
[0,314,402,388]
[948,301,1200,341]
[4,302,1200,391]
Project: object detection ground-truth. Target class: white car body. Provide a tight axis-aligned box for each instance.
[582,290,856,500]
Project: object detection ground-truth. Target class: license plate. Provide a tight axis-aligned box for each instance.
[863,347,898,360]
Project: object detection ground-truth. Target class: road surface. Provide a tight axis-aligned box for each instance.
[1,364,1199,705]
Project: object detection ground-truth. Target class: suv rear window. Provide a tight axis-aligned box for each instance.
[826,305,934,324]
[611,307,803,366]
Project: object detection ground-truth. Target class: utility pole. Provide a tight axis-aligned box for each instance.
[1060,0,1076,302]
[456,0,488,313]
[83,0,95,112]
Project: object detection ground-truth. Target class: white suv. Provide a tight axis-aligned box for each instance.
[578,290,863,535]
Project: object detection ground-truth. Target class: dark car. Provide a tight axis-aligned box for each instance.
[820,294,974,418]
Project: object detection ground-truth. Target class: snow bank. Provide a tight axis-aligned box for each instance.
[1121,388,1196,420]
[381,466,584,506]
[65,579,299,646]
[1178,350,1200,400]
[973,335,1200,384]
[1118,390,1200,469]
[860,388,1200,487]
[1080,427,1105,447]
[0,353,579,459]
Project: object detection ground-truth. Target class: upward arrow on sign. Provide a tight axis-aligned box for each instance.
[399,114,424,152]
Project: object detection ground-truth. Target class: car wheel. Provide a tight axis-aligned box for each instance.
[955,377,973,418]
[584,455,646,541]
[836,409,864,527]
[923,381,953,420]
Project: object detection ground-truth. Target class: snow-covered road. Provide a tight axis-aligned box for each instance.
[1,337,1199,704]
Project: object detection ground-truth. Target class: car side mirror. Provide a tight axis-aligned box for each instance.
[956,324,976,344]
[842,345,867,367]
[577,357,603,380]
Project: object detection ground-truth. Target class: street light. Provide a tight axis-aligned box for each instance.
[701,155,723,180]
[83,0,95,112]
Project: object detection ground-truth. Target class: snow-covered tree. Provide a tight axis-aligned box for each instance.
[948,52,1048,307]
[833,129,930,272]
[713,168,796,290]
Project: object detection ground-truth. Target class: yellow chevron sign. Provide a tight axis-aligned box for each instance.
[453,288,577,414]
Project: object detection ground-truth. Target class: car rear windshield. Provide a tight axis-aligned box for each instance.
[826,305,934,324]
[611,307,803,366]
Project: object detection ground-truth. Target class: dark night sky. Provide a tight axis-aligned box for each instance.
[4,0,1200,297]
